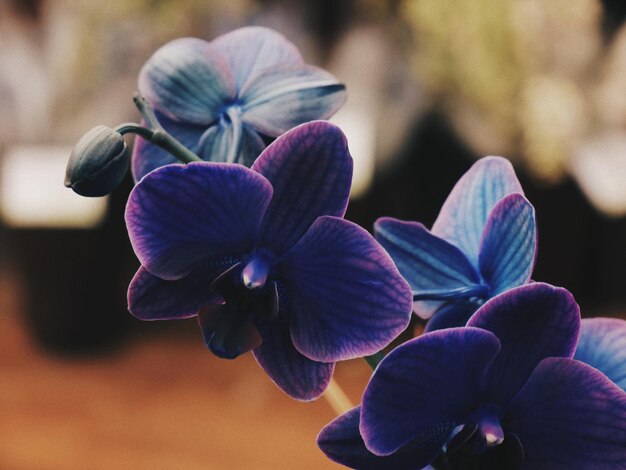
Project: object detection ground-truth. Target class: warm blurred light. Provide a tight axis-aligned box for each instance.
[0,145,107,228]
[402,0,626,187]
[331,106,376,200]
[520,76,587,179]
[569,132,626,218]
[328,24,426,198]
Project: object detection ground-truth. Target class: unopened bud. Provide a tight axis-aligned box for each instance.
[65,125,129,197]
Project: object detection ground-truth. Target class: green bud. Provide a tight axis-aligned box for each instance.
[65,125,130,197]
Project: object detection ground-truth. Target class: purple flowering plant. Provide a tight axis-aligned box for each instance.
[575,317,626,391]
[318,283,626,469]
[132,26,346,180]
[64,25,626,469]
[125,120,412,400]
[375,157,537,332]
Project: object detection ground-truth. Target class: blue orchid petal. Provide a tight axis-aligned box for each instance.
[318,406,441,470]
[131,113,206,181]
[574,317,626,390]
[211,26,303,91]
[479,194,536,295]
[252,321,334,401]
[240,65,346,136]
[196,122,234,163]
[128,259,236,320]
[374,217,483,320]
[235,124,266,168]
[424,299,484,332]
[431,157,523,266]
[138,38,236,125]
[467,283,580,405]
[125,162,272,280]
[279,216,412,362]
[195,120,266,167]
[236,124,267,167]
[131,136,175,182]
[251,121,352,255]
[505,357,626,469]
[361,328,500,458]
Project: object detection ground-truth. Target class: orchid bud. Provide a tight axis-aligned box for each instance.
[65,125,129,197]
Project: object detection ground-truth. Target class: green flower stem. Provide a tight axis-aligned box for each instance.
[113,122,202,164]
[364,350,385,370]
[323,377,353,415]
[114,92,204,165]
[150,128,203,164]
[114,123,153,139]
[133,92,164,131]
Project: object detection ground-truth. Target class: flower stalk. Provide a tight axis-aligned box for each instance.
[364,351,385,370]
[130,93,203,164]
[323,378,353,415]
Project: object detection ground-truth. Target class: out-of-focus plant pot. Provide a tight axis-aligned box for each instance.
[10,178,136,355]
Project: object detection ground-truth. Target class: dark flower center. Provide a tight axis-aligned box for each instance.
[437,406,523,470]
[198,254,279,359]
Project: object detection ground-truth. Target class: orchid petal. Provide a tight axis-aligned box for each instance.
[479,194,536,295]
[467,283,580,405]
[138,38,236,125]
[432,157,523,266]
[279,216,412,362]
[211,26,303,90]
[423,299,484,332]
[505,357,626,469]
[241,65,346,136]
[252,321,334,401]
[574,317,626,390]
[374,217,482,301]
[251,121,352,254]
[196,122,233,163]
[197,304,262,359]
[361,328,500,457]
[125,162,272,280]
[195,121,266,166]
[318,406,440,470]
[128,260,235,320]
[131,113,206,181]
[237,125,267,167]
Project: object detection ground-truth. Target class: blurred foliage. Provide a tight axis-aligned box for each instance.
[402,0,626,182]
[54,0,257,128]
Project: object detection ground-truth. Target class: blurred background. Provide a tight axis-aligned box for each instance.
[0,0,624,468]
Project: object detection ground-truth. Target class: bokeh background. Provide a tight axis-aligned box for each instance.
[0,0,624,468]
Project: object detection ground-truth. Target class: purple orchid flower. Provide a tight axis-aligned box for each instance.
[574,317,626,391]
[132,26,346,180]
[318,283,626,469]
[125,121,412,401]
[374,157,536,332]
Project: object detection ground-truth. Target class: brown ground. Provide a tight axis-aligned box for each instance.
[0,274,371,470]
